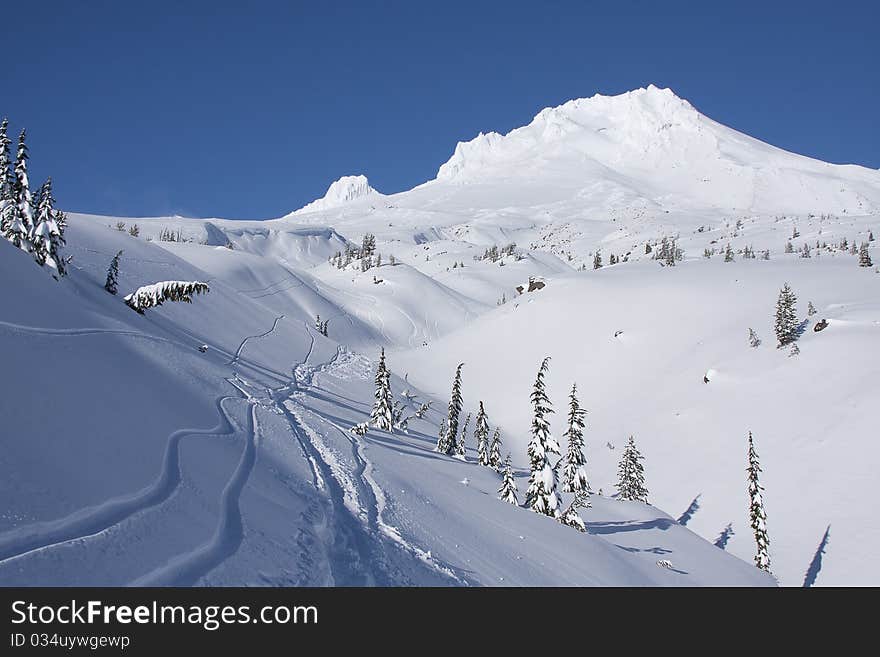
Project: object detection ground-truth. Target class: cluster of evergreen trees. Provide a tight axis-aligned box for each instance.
[0,119,66,278]
[361,350,774,570]
[475,243,517,263]
[328,233,395,272]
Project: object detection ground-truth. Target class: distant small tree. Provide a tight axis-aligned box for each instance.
[525,357,561,517]
[116,221,126,232]
[129,224,140,237]
[747,432,771,572]
[474,402,490,466]
[561,383,589,494]
[784,241,794,254]
[104,250,123,294]
[369,348,394,433]
[724,243,734,262]
[488,427,503,470]
[616,436,648,503]
[774,283,798,347]
[748,327,761,348]
[807,301,817,316]
[593,251,602,270]
[498,455,519,505]
[858,242,873,267]
[437,363,464,455]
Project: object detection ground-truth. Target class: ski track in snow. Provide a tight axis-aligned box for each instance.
[228,315,285,365]
[0,393,245,566]
[131,397,259,586]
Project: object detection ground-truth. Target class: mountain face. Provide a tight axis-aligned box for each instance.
[293,174,382,215]
[427,85,880,215]
[2,86,878,587]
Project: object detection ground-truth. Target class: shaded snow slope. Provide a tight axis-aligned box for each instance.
[396,254,880,586]
[0,219,773,586]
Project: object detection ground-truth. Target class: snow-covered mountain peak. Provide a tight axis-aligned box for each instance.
[293,174,382,215]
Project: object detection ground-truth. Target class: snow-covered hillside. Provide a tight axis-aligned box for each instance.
[2,85,878,586]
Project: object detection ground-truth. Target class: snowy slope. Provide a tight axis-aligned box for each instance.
[3,85,878,586]
[0,228,772,586]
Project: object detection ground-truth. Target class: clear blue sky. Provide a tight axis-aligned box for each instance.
[2,0,877,219]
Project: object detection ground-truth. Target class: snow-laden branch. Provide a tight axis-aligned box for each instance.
[123,280,210,314]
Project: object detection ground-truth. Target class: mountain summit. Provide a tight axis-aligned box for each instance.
[430,85,880,215]
[293,174,382,215]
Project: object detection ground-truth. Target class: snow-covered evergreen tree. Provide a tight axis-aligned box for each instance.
[31,178,64,276]
[455,412,471,460]
[858,242,873,267]
[105,250,123,294]
[807,301,817,316]
[314,314,322,331]
[498,455,518,505]
[747,431,771,572]
[748,327,761,348]
[488,427,502,470]
[616,436,648,503]
[123,280,209,314]
[561,383,589,494]
[0,118,13,237]
[369,348,394,432]
[7,129,33,251]
[592,251,602,269]
[474,401,490,466]
[724,243,734,262]
[784,241,794,254]
[437,363,464,454]
[525,357,561,517]
[774,283,798,347]
[558,490,590,532]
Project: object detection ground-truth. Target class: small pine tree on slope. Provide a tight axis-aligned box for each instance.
[525,357,562,517]
[455,412,471,460]
[437,363,464,455]
[616,436,648,503]
[561,383,589,494]
[0,118,13,236]
[474,401,490,466]
[858,242,873,267]
[498,455,518,505]
[105,251,123,294]
[8,129,33,252]
[488,427,502,470]
[32,178,64,277]
[747,431,771,572]
[369,348,394,432]
[774,283,798,347]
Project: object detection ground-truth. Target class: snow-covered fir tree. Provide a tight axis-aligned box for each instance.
[7,129,33,252]
[123,280,209,314]
[784,241,794,254]
[474,401,490,466]
[437,363,464,454]
[858,242,873,267]
[104,250,123,294]
[455,412,471,460]
[558,490,590,532]
[616,436,648,503]
[807,301,817,316]
[525,357,561,517]
[31,178,65,277]
[561,383,589,494]
[314,314,322,331]
[488,427,502,470]
[724,243,734,262]
[774,283,798,347]
[498,455,518,505]
[592,251,602,269]
[0,118,13,236]
[748,327,761,348]
[369,348,394,432]
[747,431,771,572]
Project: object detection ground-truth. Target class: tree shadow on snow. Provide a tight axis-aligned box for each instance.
[676,494,701,526]
[714,523,734,550]
[803,524,831,588]
[586,517,676,535]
